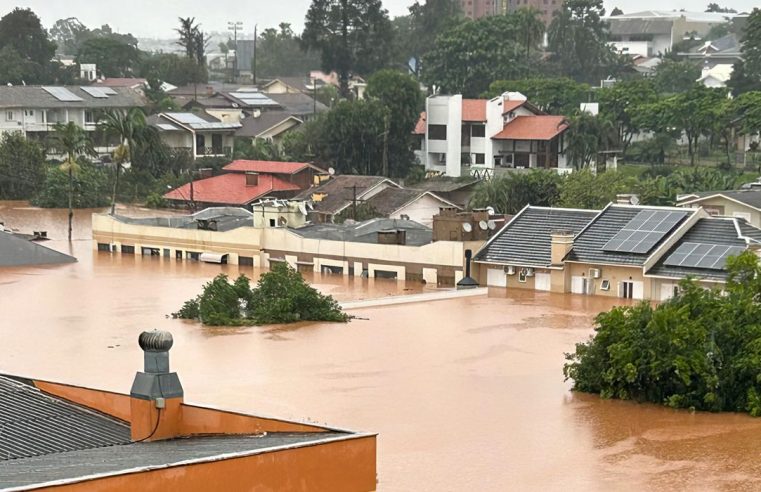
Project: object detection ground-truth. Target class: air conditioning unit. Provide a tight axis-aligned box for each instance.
[505,265,515,275]
[590,268,601,279]
[525,267,535,277]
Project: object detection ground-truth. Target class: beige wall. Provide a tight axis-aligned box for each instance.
[567,262,648,299]
[391,195,451,226]
[681,198,760,228]
[206,109,244,123]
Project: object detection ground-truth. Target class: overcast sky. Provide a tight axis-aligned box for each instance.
[0,0,757,39]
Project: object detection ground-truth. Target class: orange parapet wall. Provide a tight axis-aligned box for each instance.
[32,435,378,492]
[33,379,330,435]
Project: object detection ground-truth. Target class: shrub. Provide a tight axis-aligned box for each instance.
[173,264,349,326]
[564,252,761,415]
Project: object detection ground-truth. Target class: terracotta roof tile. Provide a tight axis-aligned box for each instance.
[223,160,325,174]
[492,116,568,141]
[164,173,300,206]
[413,112,426,135]
[461,99,487,122]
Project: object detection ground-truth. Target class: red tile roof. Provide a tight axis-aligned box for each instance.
[502,100,526,114]
[413,112,426,135]
[462,99,487,122]
[492,116,568,141]
[163,173,300,206]
[223,160,324,175]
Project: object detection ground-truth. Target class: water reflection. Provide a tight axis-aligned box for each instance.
[2,202,761,491]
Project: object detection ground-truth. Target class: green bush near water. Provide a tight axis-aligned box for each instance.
[564,252,761,416]
[173,263,350,326]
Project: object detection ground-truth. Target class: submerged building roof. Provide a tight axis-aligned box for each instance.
[293,218,433,246]
[294,175,400,216]
[112,207,254,232]
[164,173,300,207]
[0,231,76,267]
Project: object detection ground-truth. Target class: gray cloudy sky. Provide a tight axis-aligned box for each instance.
[0,0,757,38]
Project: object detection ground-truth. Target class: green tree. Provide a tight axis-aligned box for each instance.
[469,170,562,214]
[302,0,394,97]
[564,252,761,416]
[547,0,619,83]
[76,37,140,77]
[319,99,388,174]
[557,169,632,209]
[514,7,545,61]
[49,122,96,241]
[485,77,590,115]
[0,8,57,83]
[565,112,617,169]
[610,7,623,16]
[0,132,46,199]
[0,46,28,85]
[365,69,423,177]
[49,17,89,55]
[652,59,701,94]
[99,108,148,214]
[255,23,320,77]
[403,0,462,75]
[728,8,761,95]
[706,3,737,13]
[670,85,727,165]
[32,159,110,210]
[598,78,658,150]
[139,52,207,86]
[421,15,532,97]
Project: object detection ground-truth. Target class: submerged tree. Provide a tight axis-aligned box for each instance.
[173,264,350,326]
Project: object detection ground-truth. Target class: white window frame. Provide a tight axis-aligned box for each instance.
[518,268,527,283]
[6,111,13,121]
[600,279,610,291]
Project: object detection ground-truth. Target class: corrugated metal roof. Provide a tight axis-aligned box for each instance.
[0,86,145,109]
[647,218,754,281]
[474,206,598,267]
[565,205,692,266]
[0,232,76,267]
[0,376,130,461]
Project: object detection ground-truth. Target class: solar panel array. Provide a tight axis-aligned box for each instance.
[80,86,117,98]
[165,112,207,124]
[602,210,686,254]
[663,242,745,270]
[41,86,83,102]
[229,91,279,107]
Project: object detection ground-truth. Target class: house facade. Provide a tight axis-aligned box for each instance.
[414,92,569,178]
[474,203,761,301]
[677,188,761,228]
[148,112,240,159]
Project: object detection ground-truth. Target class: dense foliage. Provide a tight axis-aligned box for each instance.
[0,133,46,199]
[173,265,350,326]
[31,159,110,208]
[729,8,761,95]
[564,252,761,416]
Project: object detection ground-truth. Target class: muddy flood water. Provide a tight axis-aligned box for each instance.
[3,201,761,491]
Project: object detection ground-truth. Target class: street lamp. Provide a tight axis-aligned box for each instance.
[227,21,243,80]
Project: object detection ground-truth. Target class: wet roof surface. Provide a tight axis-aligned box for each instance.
[294,218,432,246]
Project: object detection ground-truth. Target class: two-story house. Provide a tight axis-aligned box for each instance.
[414,92,569,178]
[0,85,146,149]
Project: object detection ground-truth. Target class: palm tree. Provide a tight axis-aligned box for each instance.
[50,122,95,241]
[515,7,545,61]
[99,108,146,215]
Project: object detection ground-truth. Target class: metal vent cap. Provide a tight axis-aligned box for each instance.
[138,330,174,352]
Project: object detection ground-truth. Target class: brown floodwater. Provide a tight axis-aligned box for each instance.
[3,201,761,491]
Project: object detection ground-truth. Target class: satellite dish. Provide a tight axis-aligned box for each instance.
[486,206,495,216]
[462,222,472,232]
[328,167,336,176]
[630,195,640,206]
[488,220,496,230]
[298,201,308,216]
[479,220,488,230]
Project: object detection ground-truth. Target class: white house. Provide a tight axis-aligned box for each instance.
[414,92,570,178]
[698,64,734,88]
[148,112,241,160]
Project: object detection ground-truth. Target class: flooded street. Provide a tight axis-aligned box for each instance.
[3,202,761,491]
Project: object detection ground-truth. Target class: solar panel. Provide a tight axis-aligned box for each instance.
[663,242,745,270]
[602,210,687,254]
[42,86,83,102]
[101,87,118,95]
[165,112,208,124]
[157,123,179,131]
[229,92,279,106]
[80,86,109,98]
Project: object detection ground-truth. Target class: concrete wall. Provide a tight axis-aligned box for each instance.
[391,194,450,226]
[567,262,647,299]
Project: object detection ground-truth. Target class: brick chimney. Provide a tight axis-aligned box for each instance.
[130,330,184,442]
[550,230,574,265]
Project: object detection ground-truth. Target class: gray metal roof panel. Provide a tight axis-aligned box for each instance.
[0,86,146,109]
[565,206,691,266]
[0,232,76,267]
[0,376,130,461]
[474,207,598,266]
[293,218,432,246]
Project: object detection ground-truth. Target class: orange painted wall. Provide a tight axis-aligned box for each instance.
[34,381,133,422]
[36,435,377,492]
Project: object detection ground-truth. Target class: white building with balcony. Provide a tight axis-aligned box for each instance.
[414,92,570,178]
[148,112,241,160]
[0,85,146,151]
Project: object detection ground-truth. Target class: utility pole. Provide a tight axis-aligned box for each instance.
[313,77,317,116]
[352,185,357,221]
[227,21,243,81]
[382,112,390,177]
[253,24,257,84]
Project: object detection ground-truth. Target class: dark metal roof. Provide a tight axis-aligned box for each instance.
[236,111,302,138]
[679,189,761,210]
[564,205,692,266]
[647,218,756,281]
[0,232,76,267]
[608,18,674,35]
[294,175,397,215]
[0,375,131,461]
[410,177,482,193]
[364,188,453,216]
[293,218,432,246]
[474,206,598,266]
[266,93,327,116]
[111,207,253,232]
[0,86,145,109]
[0,430,348,488]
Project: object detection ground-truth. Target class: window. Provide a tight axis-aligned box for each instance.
[186,251,200,261]
[97,243,111,252]
[239,256,254,266]
[474,153,485,164]
[121,245,135,254]
[85,111,94,124]
[518,268,527,283]
[600,279,610,291]
[621,281,634,299]
[24,110,34,117]
[471,124,485,137]
[269,218,276,227]
[428,124,447,140]
[6,111,13,121]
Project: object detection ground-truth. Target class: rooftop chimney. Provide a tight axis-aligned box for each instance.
[456,249,479,289]
[130,330,184,442]
[550,230,574,265]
